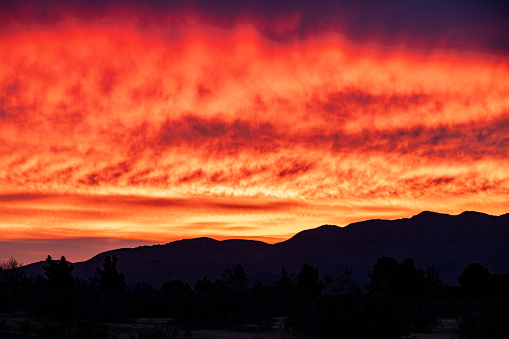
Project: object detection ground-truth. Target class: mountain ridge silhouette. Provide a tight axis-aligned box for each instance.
[21,211,509,287]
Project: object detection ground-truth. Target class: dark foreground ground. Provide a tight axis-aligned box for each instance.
[0,315,460,339]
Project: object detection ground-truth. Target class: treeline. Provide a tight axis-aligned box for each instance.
[1,255,509,338]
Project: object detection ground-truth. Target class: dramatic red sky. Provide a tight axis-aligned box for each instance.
[1,0,509,264]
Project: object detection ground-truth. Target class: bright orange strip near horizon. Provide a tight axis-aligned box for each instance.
[1,21,509,260]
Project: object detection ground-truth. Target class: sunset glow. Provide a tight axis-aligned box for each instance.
[1,1,509,264]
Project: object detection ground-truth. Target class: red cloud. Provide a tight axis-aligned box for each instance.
[1,16,508,257]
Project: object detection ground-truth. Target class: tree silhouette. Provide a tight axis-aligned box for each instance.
[41,255,76,319]
[95,255,126,294]
[161,280,192,316]
[457,263,509,338]
[399,258,425,295]
[368,256,400,293]
[193,276,230,324]
[93,255,128,321]
[296,263,323,296]
[425,264,442,289]
[0,256,25,310]
[194,276,229,296]
[334,268,361,296]
[222,264,248,292]
[42,255,75,296]
[458,263,490,297]
[0,256,24,278]
[132,281,158,317]
[491,273,509,296]
[369,256,427,297]
[162,280,191,297]
[275,266,294,292]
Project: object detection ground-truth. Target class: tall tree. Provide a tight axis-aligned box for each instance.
[95,255,127,294]
[399,258,425,295]
[94,255,128,321]
[275,266,294,292]
[296,263,323,296]
[41,255,76,319]
[42,255,75,296]
[368,256,401,293]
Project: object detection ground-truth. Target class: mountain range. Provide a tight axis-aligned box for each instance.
[22,211,509,287]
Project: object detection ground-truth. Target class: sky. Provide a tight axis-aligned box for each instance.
[1,0,509,264]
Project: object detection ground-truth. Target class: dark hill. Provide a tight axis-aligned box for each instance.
[22,211,509,287]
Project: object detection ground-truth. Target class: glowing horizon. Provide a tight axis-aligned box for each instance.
[1,1,509,264]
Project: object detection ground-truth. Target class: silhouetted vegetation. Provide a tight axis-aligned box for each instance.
[94,255,129,321]
[0,256,25,311]
[456,263,509,339]
[41,255,77,320]
[1,255,508,338]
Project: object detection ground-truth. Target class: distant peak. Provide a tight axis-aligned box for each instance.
[458,211,492,217]
[410,211,452,221]
[415,211,446,217]
[316,224,340,229]
[414,210,495,218]
[299,224,340,234]
[412,210,497,220]
[175,237,218,243]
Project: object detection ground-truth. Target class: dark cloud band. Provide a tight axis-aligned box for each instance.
[1,0,508,54]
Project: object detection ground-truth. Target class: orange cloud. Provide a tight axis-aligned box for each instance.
[0,16,508,264]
